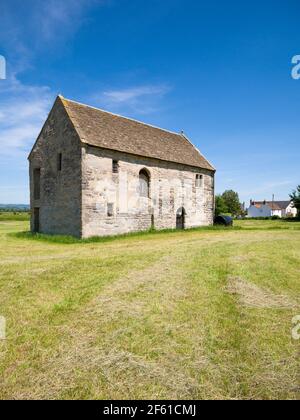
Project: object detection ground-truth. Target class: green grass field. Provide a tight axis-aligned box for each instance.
[0,212,30,221]
[0,219,299,400]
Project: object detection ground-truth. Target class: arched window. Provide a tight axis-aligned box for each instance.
[139,169,150,198]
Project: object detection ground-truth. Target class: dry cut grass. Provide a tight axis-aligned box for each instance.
[0,220,299,400]
[226,276,298,309]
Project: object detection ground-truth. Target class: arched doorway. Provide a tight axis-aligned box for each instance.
[176,207,186,229]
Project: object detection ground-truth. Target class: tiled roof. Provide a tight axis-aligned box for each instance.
[252,201,291,210]
[60,96,215,171]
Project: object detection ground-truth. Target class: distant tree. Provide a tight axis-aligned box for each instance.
[222,190,241,216]
[215,195,228,216]
[290,185,300,217]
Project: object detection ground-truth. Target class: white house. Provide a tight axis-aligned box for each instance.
[247,200,297,218]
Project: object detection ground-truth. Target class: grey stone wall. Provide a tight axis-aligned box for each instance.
[82,146,215,238]
[29,98,82,237]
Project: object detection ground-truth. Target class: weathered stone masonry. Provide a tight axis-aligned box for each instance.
[29,96,215,238]
[81,146,214,238]
[29,98,82,237]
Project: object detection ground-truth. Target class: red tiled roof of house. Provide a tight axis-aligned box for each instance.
[252,201,291,210]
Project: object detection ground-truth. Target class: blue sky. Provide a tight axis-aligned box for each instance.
[0,0,299,205]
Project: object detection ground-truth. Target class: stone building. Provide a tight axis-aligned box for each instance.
[29,95,215,238]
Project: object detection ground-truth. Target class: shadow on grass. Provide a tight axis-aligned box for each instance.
[283,217,300,223]
[11,225,242,245]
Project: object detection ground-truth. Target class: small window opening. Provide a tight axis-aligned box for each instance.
[112,160,119,174]
[57,153,62,172]
[107,203,114,217]
[139,169,150,198]
[33,168,41,200]
[196,174,203,188]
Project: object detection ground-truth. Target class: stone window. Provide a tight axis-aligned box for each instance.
[33,168,41,200]
[139,169,150,198]
[57,153,62,172]
[107,203,114,217]
[112,160,119,174]
[196,174,203,188]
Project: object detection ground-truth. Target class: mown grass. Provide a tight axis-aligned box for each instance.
[235,218,300,230]
[0,219,299,400]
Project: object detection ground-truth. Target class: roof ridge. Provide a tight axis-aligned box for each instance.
[254,200,291,203]
[60,95,182,138]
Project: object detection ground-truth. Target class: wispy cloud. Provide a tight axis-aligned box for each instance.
[0,0,107,67]
[0,0,107,158]
[0,75,53,161]
[91,84,172,115]
[103,85,171,104]
[239,180,293,197]
[0,0,110,203]
[0,71,53,202]
[35,0,107,42]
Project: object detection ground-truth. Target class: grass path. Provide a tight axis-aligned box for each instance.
[0,221,299,399]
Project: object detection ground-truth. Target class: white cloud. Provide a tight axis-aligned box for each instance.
[0,0,108,64]
[103,85,170,103]
[0,0,109,203]
[0,75,53,160]
[0,74,53,203]
[36,0,106,42]
[239,180,293,197]
[91,84,171,115]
